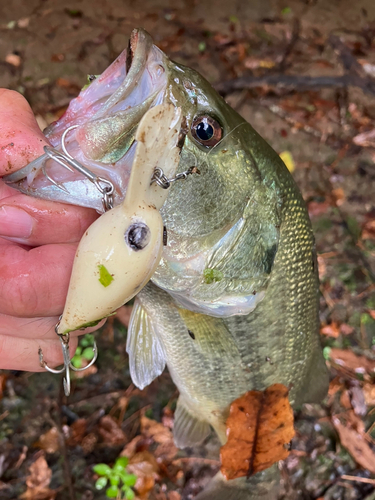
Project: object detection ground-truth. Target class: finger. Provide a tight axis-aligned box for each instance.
[0,89,49,175]
[0,334,78,372]
[0,313,106,339]
[0,183,98,245]
[0,239,75,317]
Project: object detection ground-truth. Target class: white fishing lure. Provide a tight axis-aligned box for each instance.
[57,103,182,334]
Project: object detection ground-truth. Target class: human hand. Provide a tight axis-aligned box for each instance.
[0,89,100,371]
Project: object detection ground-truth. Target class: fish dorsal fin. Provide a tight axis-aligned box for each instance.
[173,397,211,448]
[126,297,166,390]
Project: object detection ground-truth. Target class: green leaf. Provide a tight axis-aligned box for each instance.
[123,474,137,487]
[82,347,95,361]
[281,6,292,14]
[109,475,120,486]
[125,487,135,499]
[95,477,108,490]
[323,346,331,360]
[198,42,206,52]
[93,463,112,476]
[203,268,223,284]
[346,216,361,242]
[229,15,238,23]
[114,456,129,469]
[106,485,119,498]
[71,355,83,368]
[98,264,114,287]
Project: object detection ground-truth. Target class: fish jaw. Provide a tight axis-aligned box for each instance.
[4,29,169,211]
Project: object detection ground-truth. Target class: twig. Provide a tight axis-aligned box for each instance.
[341,475,375,485]
[57,386,76,500]
[216,34,375,97]
[215,74,375,96]
[277,18,300,72]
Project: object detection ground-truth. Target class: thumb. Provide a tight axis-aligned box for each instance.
[0,89,49,176]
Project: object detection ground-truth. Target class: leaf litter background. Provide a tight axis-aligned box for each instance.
[0,0,375,498]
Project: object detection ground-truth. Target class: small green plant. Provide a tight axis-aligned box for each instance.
[93,456,137,499]
[71,334,95,368]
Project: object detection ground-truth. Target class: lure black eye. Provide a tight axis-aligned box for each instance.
[191,115,223,148]
[125,223,151,251]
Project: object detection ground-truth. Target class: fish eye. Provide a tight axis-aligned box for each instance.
[191,115,223,148]
[125,222,151,251]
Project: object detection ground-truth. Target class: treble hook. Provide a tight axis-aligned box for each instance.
[39,324,98,396]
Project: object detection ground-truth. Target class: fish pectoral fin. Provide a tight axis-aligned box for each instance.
[126,297,166,390]
[173,397,211,448]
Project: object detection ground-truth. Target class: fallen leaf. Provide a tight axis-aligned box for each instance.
[20,453,56,500]
[353,129,375,148]
[329,348,375,375]
[34,427,60,454]
[332,188,345,206]
[362,220,375,240]
[308,201,330,217]
[320,323,340,338]
[66,418,87,447]
[0,373,7,400]
[220,384,295,480]
[17,17,30,28]
[340,324,354,336]
[5,53,21,66]
[98,415,127,445]
[140,415,174,445]
[51,53,65,62]
[349,386,367,416]
[141,415,178,461]
[279,151,295,173]
[168,493,181,500]
[128,451,159,498]
[363,384,375,406]
[333,415,375,473]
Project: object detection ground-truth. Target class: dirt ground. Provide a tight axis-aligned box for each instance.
[0,0,375,499]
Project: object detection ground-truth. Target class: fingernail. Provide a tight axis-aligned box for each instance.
[0,206,34,238]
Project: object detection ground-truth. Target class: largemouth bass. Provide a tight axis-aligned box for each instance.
[5,28,329,499]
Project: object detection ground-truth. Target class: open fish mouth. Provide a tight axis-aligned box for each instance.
[4,29,171,212]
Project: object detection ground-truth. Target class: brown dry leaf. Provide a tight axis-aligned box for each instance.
[308,201,330,217]
[140,415,174,445]
[333,414,375,473]
[362,220,375,240]
[363,383,375,406]
[220,384,295,480]
[330,348,375,375]
[0,373,7,400]
[168,493,181,500]
[17,17,30,28]
[140,415,178,461]
[116,305,133,327]
[20,453,56,500]
[34,427,60,454]
[353,129,375,148]
[121,435,143,459]
[320,323,340,338]
[332,188,345,206]
[128,450,160,499]
[5,53,21,66]
[98,415,127,445]
[66,418,87,447]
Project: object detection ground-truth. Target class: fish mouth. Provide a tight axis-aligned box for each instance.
[4,29,171,212]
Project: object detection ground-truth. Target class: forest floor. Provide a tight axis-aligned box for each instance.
[0,0,375,499]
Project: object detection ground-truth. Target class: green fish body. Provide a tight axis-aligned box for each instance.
[7,29,329,499]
